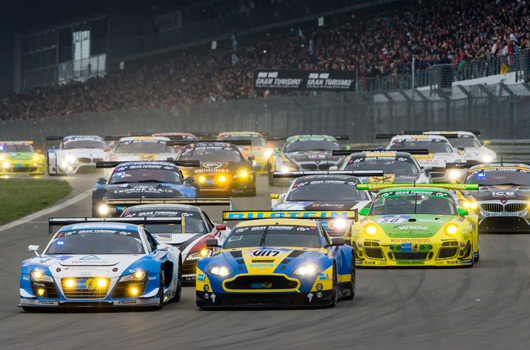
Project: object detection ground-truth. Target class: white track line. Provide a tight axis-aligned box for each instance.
[0,189,92,232]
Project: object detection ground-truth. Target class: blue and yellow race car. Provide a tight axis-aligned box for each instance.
[196,210,356,308]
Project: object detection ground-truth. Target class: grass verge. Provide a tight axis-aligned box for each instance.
[0,179,72,226]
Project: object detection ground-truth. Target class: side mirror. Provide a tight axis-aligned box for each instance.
[97,177,107,185]
[458,207,469,216]
[104,148,111,152]
[215,224,227,231]
[329,166,338,171]
[205,239,220,248]
[457,146,465,151]
[274,147,281,153]
[483,140,491,146]
[184,176,196,184]
[359,208,370,216]
[267,142,274,148]
[326,237,344,247]
[270,194,279,200]
[28,245,40,256]
[36,149,42,154]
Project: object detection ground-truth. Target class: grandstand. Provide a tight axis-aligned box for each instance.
[0,0,529,121]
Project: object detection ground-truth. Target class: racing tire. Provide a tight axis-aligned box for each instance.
[157,267,165,310]
[21,306,39,312]
[330,263,338,307]
[247,188,257,197]
[474,252,480,263]
[173,260,182,303]
[345,255,356,301]
[47,158,58,176]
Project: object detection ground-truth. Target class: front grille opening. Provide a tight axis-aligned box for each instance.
[111,281,147,299]
[393,252,429,260]
[364,247,384,259]
[31,281,60,299]
[480,204,503,212]
[224,275,298,290]
[506,203,527,212]
[438,247,458,259]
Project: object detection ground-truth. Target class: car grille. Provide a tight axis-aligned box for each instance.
[31,281,60,299]
[224,275,298,290]
[364,248,384,259]
[182,260,197,276]
[111,281,147,299]
[300,164,317,170]
[506,203,527,212]
[393,252,429,260]
[62,278,109,299]
[438,247,458,259]
[78,157,104,164]
[479,217,530,233]
[480,204,503,212]
[9,167,38,173]
[299,163,334,170]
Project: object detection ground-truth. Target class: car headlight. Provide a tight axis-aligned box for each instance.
[2,161,9,168]
[119,270,147,282]
[30,270,54,282]
[186,249,212,261]
[463,201,477,210]
[0,155,5,161]
[364,224,378,236]
[197,175,206,184]
[33,155,40,161]
[98,204,109,215]
[264,149,273,158]
[292,264,318,276]
[482,154,493,163]
[448,169,461,180]
[218,175,227,183]
[330,218,348,230]
[208,266,231,277]
[445,224,458,236]
[65,155,77,163]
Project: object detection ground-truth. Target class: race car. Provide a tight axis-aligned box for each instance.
[217,132,274,172]
[380,134,465,180]
[176,141,257,196]
[331,150,430,183]
[46,135,106,175]
[347,183,480,267]
[0,141,45,175]
[462,163,530,232]
[413,131,496,164]
[152,132,199,141]
[121,201,231,283]
[267,135,347,186]
[270,171,374,235]
[92,161,199,217]
[19,217,182,310]
[196,210,356,308]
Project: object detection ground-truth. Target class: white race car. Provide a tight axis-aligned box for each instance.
[47,135,106,175]
[421,131,496,163]
[20,217,182,310]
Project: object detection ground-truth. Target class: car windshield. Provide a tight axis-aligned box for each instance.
[389,140,453,153]
[115,141,169,154]
[286,181,368,201]
[224,225,321,249]
[0,144,34,152]
[110,168,182,184]
[447,137,481,148]
[45,229,145,254]
[465,168,530,186]
[122,210,207,233]
[63,140,105,149]
[284,140,339,153]
[219,135,267,147]
[179,146,243,162]
[370,190,456,215]
[345,156,419,174]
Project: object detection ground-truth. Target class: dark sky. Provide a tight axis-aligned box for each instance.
[0,0,198,32]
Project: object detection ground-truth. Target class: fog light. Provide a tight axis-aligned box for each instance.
[98,204,109,215]
[64,279,75,288]
[34,155,40,161]
[96,278,107,288]
[316,283,323,291]
[240,170,249,178]
[199,249,209,257]
[130,287,139,296]
[198,176,206,184]
[37,288,45,296]
[61,161,68,168]
[204,285,209,292]
[203,292,209,299]
[365,224,377,235]
[219,175,227,183]
[2,161,9,168]
[316,292,323,298]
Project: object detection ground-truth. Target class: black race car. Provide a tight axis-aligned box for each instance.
[176,141,257,196]
[92,161,199,217]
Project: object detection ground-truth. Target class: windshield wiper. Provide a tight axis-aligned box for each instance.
[414,194,418,214]
[260,226,269,247]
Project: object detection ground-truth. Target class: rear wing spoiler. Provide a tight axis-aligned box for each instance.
[356,183,479,191]
[222,210,358,222]
[48,217,183,234]
[403,130,481,137]
[105,197,232,208]
[375,134,398,139]
[104,136,127,142]
[332,149,430,156]
[273,170,384,178]
[167,140,252,146]
[95,160,200,168]
[45,136,64,141]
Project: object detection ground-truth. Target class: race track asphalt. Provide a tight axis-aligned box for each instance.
[1,174,529,350]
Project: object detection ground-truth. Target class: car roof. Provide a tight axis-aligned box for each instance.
[392,134,448,141]
[0,141,33,145]
[63,135,103,141]
[57,222,141,232]
[286,135,337,142]
[219,131,263,136]
[119,136,170,141]
[378,186,452,194]
[236,219,319,227]
[424,131,475,137]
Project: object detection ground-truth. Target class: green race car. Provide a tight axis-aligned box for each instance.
[0,141,45,175]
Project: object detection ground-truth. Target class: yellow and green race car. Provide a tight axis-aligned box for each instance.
[346,183,479,267]
[0,141,45,175]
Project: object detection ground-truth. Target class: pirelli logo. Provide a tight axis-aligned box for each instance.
[222,210,357,220]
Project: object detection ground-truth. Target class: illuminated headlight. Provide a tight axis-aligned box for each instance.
[364,224,378,236]
[98,204,109,215]
[239,170,249,178]
[65,155,77,163]
[208,266,231,277]
[64,279,75,288]
[2,161,9,168]
[445,224,458,236]
[482,154,493,163]
[463,201,477,210]
[0,155,4,161]
[120,270,147,282]
[197,176,206,184]
[331,218,347,230]
[280,166,291,173]
[96,278,108,288]
[30,270,53,282]
[448,169,461,180]
[186,249,212,261]
[33,155,40,161]
[293,264,318,276]
[264,149,273,158]
[218,175,227,183]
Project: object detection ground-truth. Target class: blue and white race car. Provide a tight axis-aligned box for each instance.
[19,217,182,311]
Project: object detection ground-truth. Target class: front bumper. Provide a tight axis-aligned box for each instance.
[353,240,474,267]
[0,162,45,175]
[479,204,530,233]
[196,290,334,308]
[19,297,159,308]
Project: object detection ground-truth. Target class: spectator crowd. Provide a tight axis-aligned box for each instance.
[1,0,529,120]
